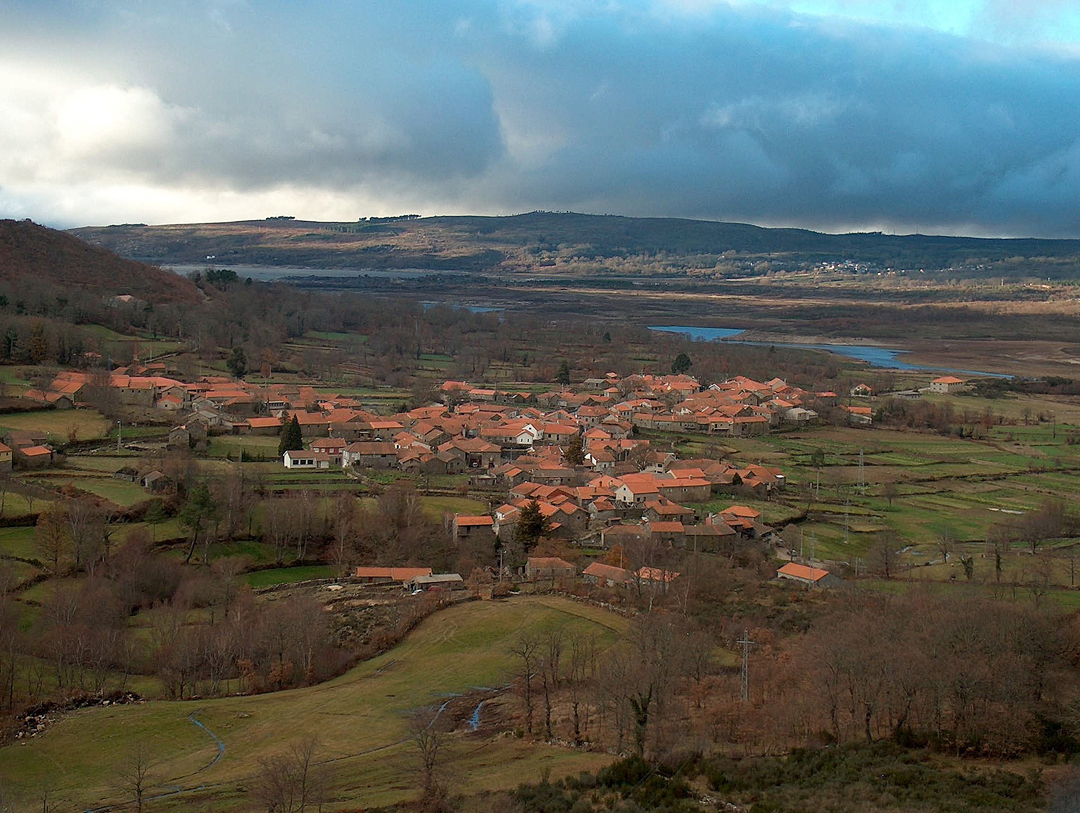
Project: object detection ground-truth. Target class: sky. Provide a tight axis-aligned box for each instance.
[3,0,1080,236]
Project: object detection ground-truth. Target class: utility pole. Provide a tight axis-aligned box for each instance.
[738,629,755,703]
[116,421,121,453]
[844,499,850,545]
[857,448,865,492]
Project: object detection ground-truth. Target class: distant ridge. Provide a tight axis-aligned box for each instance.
[70,212,1080,273]
[0,219,201,304]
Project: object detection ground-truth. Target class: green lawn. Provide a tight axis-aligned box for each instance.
[244,564,339,587]
[61,477,150,507]
[0,525,38,560]
[421,495,489,518]
[0,596,624,811]
[207,435,283,460]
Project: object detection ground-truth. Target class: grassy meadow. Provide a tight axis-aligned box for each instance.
[0,596,625,812]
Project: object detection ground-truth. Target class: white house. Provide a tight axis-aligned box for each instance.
[282,450,334,469]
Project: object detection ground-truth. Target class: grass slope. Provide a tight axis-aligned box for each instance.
[0,596,625,811]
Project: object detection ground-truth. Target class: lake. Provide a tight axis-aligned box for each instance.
[649,325,1006,377]
[165,264,446,281]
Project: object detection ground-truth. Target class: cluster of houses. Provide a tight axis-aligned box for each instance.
[838,375,970,425]
[0,431,57,470]
[270,372,792,550]
[279,371,817,475]
[351,556,838,595]
[452,472,779,552]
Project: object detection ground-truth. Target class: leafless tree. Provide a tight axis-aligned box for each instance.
[264,498,296,565]
[410,707,451,810]
[35,505,69,574]
[870,530,901,579]
[66,498,104,571]
[935,527,952,566]
[509,632,540,735]
[114,739,155,813]
[330,490,358,566]
[882,481,899,509]
[252,737,326,813]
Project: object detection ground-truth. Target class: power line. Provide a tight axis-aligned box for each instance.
[737,629,755,703]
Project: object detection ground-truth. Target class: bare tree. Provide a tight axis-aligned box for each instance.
[35,505,69,574]
[870,530,901,579]
[410,707,451,810]
[114,739,155,813]
[66,499,104,572]
[882,481,899,509]
[253,737,326,813]
[331,491,358,567]
[509,633,540,735]
[935,527,952,566]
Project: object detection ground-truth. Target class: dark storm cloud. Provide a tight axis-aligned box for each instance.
[3,0,1080,235]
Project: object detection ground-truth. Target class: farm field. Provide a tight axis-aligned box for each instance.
[0,595,625,811]
[0,408,110,443]
[697,394,1080,573]
[243,564,339,587]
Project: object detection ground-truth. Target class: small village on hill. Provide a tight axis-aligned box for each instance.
[1,246,1078,813]
[5,348,992,596]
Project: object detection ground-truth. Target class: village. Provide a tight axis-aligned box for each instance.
[3,356,983,596]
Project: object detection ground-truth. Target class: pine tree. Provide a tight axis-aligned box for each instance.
[515,499,552,553]
[671,352,692,375]
[227,346,247,378]
[564,435,586,467]
[278,416,303,457]
[556,360,571,386]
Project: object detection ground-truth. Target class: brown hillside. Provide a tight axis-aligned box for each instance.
[0,219,201,304]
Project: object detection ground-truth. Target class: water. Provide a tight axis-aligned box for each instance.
[649,325,1007,377]
[165,263,446,281]
[422,302,502,313]
[468,700,485,731]
[650,325,745,341]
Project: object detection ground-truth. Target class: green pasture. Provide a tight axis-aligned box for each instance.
[421,495,489,518]
[0,525,38,560]
[0,408,110,443]
[244,564,339,588]
[0,596,624,811]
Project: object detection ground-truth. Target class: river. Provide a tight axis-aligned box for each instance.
[649,325,1006,377]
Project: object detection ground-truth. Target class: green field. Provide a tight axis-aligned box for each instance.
[0,408,110,443]
[0,525,38,560]
[0,596,624,811]
[68,477,151,507]
[244,564,339,587]
[421,495,489,518]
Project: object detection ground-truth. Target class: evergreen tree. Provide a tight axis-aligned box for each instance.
[278,415,303,457]
[564,435,586,467]
[556,360,571,385]
[671,352,692,375]
[515,499,552,553]
[227,346,247,378]
[178,483,219,564]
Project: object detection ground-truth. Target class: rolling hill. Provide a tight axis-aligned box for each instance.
[70,212,1080,275]
[0,219,201,304]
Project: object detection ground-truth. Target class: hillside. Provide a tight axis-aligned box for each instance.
[0,596,623,811]
[0,219,201,304]
[71,212,1080,275]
